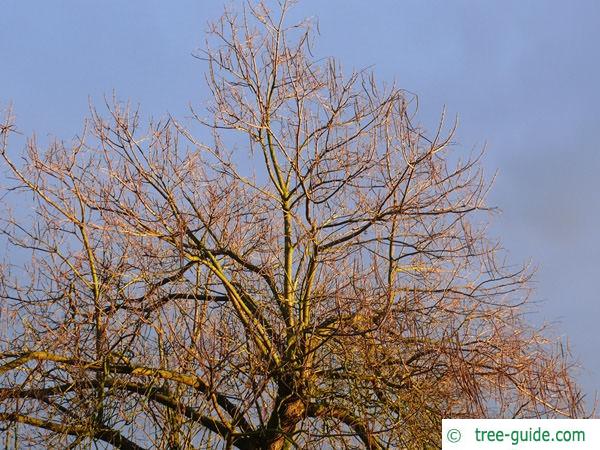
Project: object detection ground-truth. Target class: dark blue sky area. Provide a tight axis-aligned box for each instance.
[2,1,599,404]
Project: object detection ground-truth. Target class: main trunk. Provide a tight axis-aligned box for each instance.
[258,395,304,450]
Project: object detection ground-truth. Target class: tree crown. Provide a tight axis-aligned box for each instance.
[0,2,584,449]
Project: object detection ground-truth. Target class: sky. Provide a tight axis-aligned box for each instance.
[2,1,599,405]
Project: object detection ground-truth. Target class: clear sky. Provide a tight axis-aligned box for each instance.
[2,1,599,404]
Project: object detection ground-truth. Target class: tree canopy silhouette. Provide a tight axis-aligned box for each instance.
[0,1,583,449]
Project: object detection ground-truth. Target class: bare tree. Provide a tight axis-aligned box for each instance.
[0,2,584,449]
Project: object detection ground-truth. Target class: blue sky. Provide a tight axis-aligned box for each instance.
[2,1,599,404]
